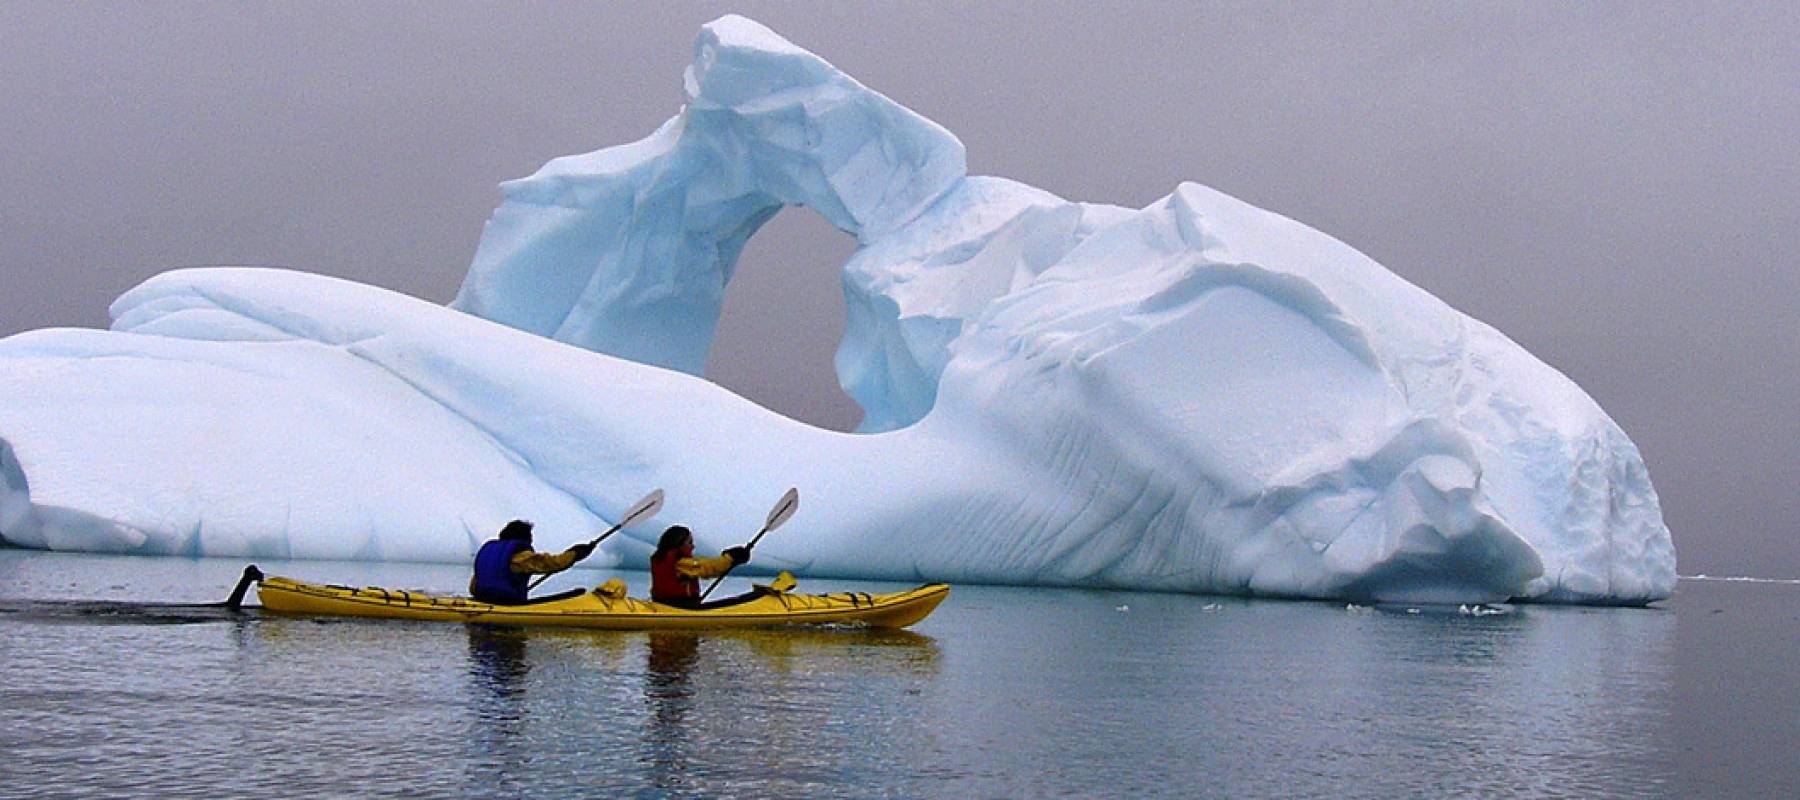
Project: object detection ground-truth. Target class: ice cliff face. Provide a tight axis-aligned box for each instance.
[0,16,1673,604]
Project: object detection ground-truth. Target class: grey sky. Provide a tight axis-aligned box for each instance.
[2,2,1795,577]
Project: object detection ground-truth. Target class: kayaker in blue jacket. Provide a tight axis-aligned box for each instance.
[470,520,595,604]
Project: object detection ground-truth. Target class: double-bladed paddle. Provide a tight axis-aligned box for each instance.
[699,487,799,601]
[527,488,665,590]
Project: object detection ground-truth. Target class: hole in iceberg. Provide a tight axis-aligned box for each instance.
[706,208,863,432]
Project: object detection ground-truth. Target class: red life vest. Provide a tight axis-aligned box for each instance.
[651,547,698,602]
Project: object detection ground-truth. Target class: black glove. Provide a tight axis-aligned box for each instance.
[570,542,596,561]
[723,546,750,565]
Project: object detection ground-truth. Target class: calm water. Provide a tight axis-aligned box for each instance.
[0,550,1794,798]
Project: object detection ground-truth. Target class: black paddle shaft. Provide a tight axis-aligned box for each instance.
[699,488,799,601]
[526,489,666,591]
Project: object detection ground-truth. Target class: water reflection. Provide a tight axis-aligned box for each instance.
[642,633,701,795]
[0,552,1725,798]
[932,590,1679,797]
[466,625,533,703]
[446,620,944,796]
[628,627,944,797]
[463,625,534,798]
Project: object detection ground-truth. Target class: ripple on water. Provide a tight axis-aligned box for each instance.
[4,552,1780,798]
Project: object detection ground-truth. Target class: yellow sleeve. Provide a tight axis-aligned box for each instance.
[675,554,735,579]
[510,547,580,575]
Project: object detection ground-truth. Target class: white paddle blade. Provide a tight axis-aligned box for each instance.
[622,488,665,527]
[765,487,800,530]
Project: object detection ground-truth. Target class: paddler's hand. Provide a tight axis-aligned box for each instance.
[570,542,596,562]
[724,546,750,565]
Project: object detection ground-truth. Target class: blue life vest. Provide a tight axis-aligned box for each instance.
[472,538,530,603]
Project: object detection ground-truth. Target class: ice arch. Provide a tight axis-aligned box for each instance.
[452,16,964,429]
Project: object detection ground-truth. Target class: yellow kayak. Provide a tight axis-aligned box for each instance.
[251,569,949,630]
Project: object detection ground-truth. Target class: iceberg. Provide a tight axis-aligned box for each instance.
[0,15,1673,604]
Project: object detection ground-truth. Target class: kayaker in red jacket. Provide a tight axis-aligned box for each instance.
[469,520,595,604]
[650,525,749,607]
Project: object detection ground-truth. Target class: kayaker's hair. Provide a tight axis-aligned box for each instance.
[653,525,692,560]
[498,519,534,542]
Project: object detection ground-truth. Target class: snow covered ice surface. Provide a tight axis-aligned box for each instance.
[0,15,1673,604]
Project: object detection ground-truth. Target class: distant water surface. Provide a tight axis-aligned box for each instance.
[0,550,1793,798]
